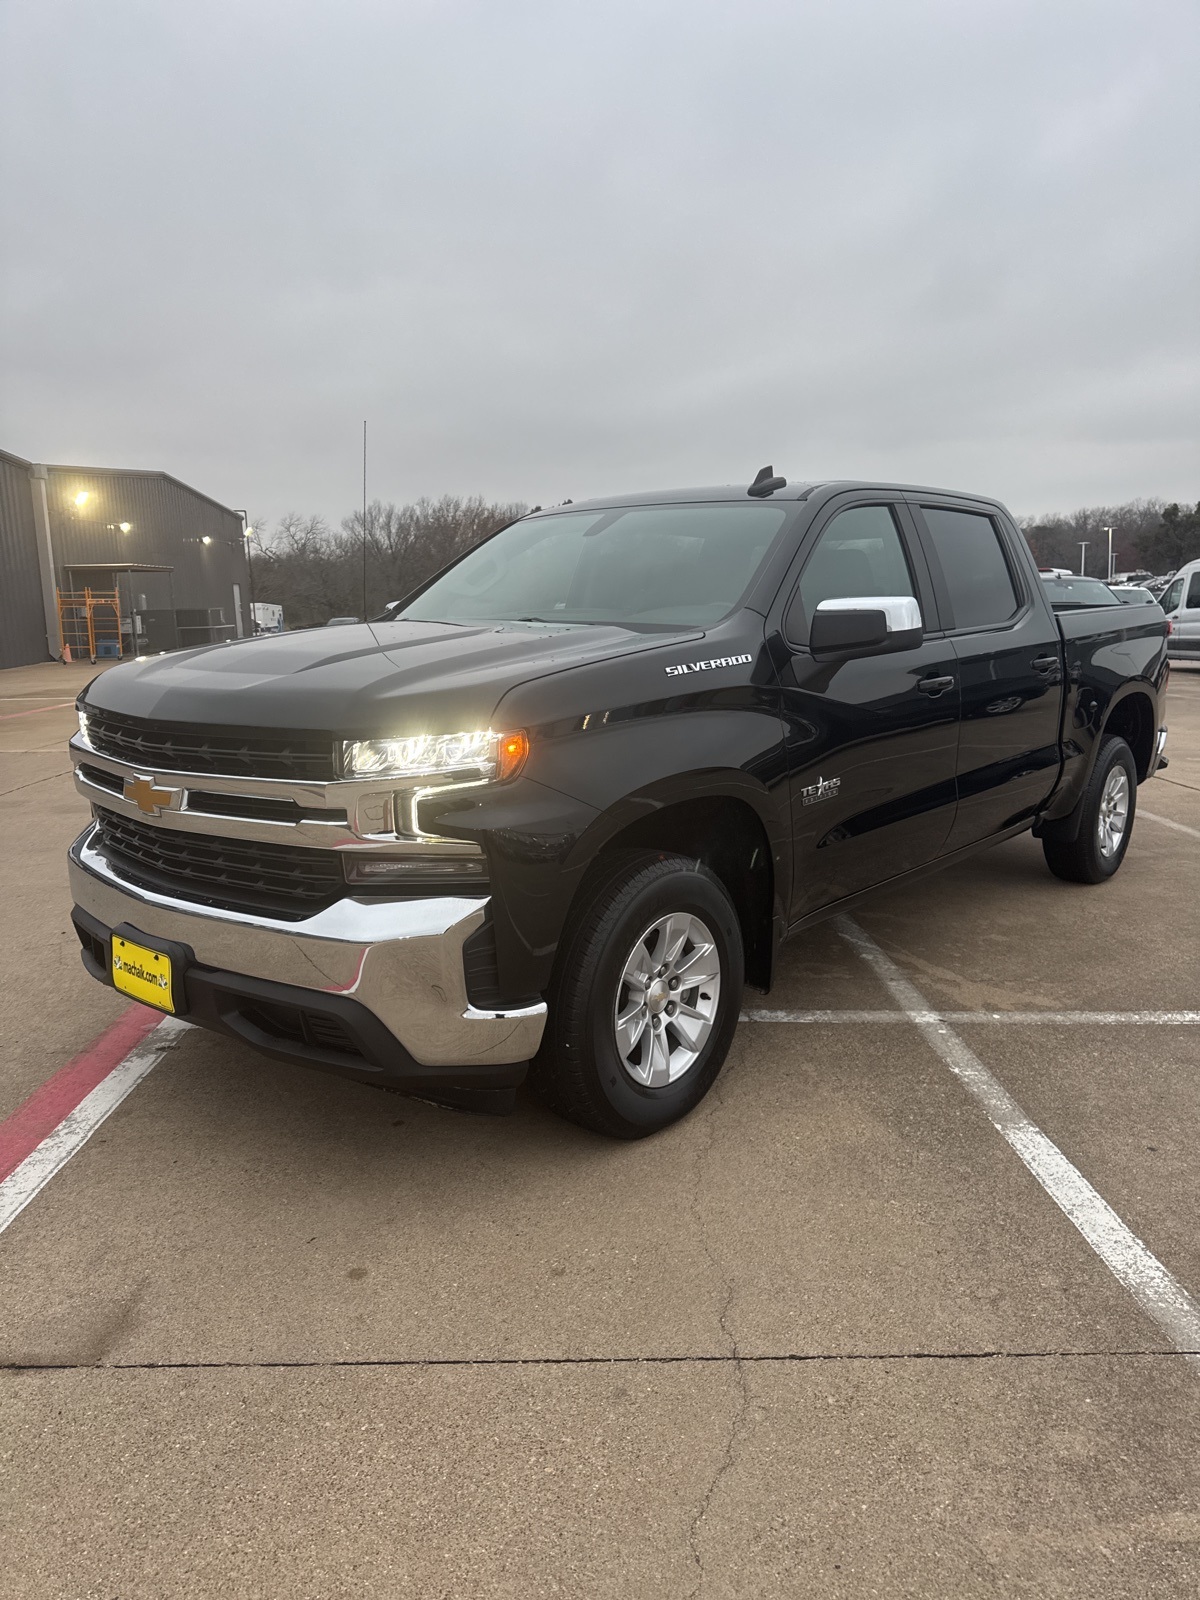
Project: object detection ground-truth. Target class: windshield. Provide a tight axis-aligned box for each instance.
[1040,576,1122,609]
[1112,587,1155,605]
[399,504,790,628]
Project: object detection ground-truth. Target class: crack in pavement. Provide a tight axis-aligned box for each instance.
[3,1349,1197,1373]
[0,768,73,800]
[682,1055,750,1596]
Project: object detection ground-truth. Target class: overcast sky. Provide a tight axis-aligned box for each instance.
[2,0,1196,529]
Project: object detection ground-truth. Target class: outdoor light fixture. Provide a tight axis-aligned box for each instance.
[341,729,528,784]
[201,535,213,545]
[74,491,90,508]
[119,522,131,533]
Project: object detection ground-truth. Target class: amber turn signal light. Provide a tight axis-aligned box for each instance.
[497,730,529,781]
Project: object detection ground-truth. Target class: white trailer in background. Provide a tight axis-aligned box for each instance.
[251,602,284,634]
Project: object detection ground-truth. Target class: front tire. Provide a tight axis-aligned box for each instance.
[531,851,744,1138]
[1042,734,1137,884]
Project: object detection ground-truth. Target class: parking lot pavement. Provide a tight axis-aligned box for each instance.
[1157,661,1200,793]
[2,661,1199,1597]
[0,662,125,1119]
[5,1356,1199,1600]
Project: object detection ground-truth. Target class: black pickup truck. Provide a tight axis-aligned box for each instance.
[68,473,1169,1137]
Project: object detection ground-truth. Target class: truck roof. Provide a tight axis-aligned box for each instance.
[548,480,1008,513]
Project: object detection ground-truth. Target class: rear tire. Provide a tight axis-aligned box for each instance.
[531,851,744,1139]
[1042,734,1137,884]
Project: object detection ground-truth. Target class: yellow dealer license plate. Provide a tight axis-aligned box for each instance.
[111,935,175,1013]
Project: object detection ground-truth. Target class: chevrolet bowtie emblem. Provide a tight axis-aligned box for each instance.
[123,774,181,817]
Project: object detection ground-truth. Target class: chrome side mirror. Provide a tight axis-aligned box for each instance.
[809,595,923,656]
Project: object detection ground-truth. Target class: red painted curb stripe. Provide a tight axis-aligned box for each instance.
[0,701,74,720]
[0,1006,162,1183]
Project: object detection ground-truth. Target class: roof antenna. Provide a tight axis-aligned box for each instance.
[747,464,786,498]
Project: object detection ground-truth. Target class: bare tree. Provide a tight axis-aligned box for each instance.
[249,496,526,629]
[1019,499,1168,575]
[1136,502,1200,574]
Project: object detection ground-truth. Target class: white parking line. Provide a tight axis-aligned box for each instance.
[835,915,1200,1368]
[743,1010,1200,1025]
[1141,809,1200,841]
[0,1018,189,1236]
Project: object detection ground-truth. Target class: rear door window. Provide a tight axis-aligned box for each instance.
[1187,572,1200,609]
[920,507,1020,630]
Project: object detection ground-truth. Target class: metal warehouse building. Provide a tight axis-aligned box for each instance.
[0,447,250,669]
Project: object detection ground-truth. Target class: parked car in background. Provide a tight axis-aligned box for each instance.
[1040,575,1122,608]
[1158,558,1200,659]
[1109,585,1158,606]
[1113,570,1153,586]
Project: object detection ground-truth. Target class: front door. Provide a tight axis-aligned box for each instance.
[909,499,1063,850]
[776,499,961,920]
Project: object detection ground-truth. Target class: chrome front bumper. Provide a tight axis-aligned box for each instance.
[69,824,546,1070]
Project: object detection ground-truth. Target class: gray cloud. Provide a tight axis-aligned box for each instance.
[2,0,1196,525]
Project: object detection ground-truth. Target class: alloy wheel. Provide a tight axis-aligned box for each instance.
[612,912,722,1087]
[1097,764,1130,858]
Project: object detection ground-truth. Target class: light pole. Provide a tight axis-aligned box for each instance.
[1103,525,1115,581]
[234,510,256,631]
[1079,542,1089,577]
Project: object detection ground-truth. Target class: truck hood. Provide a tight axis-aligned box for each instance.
[83,617,699,735]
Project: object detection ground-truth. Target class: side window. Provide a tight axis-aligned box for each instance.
[791,505,917,638]
[921,507,1020,631]
[1186,572,1200,609]
[1162,578,1184,614]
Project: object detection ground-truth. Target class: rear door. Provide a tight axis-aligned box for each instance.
[908,498,1062,851]
[774,495,961,919]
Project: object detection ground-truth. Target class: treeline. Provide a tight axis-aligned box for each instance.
[249,491,1200,629]
[248,495,526,628]
[1019,499,1200,577]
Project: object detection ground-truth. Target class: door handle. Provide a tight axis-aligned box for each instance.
[1031,656,1059,673]
[917,675,955,696]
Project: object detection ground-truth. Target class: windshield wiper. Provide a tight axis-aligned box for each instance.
[512,615,603,625]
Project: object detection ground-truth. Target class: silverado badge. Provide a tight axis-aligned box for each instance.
[665,652,752,678]
[801,775,841,806]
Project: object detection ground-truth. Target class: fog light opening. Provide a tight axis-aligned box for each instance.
[343,855,488,886]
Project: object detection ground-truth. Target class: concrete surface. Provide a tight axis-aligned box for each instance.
[2,657,1199,1598]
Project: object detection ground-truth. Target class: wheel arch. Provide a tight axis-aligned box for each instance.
[1100,684,1158,781]
[563,777,786,992]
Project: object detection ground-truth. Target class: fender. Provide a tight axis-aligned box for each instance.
[563,766,787,872]
[1036,668,1166,837]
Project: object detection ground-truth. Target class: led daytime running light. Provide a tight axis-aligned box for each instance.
[342,728,528,782]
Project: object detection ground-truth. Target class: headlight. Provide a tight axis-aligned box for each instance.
[341,729,528,783]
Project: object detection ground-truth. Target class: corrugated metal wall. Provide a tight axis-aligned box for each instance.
[0,450,49,669]
[0,453,251,668]
[46,467,249,634]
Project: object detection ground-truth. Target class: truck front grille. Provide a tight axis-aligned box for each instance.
[85,708,336,781]
[92,807,344,920]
